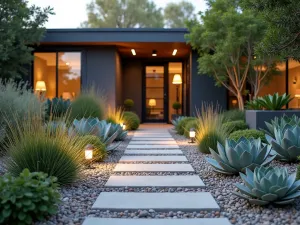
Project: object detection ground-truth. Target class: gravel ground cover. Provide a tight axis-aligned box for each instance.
[169,128,300,225]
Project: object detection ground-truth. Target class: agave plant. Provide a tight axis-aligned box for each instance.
[266,126,300,162]
[171,116,187,127]
[206,138,275,175]
[262,114,300,138]
[256,93,293,110]
[233,166,300,205]
[245,99,262,110]
[110,123,127,141]
[69,118,100,136]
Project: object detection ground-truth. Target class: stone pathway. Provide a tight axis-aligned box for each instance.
[82,124,231,225]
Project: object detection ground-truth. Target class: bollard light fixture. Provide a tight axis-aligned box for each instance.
[189,128,196,143]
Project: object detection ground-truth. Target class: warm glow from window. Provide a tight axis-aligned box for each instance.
[172,74,182,84]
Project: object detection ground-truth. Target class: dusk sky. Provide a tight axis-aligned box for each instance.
[28,0,207,28]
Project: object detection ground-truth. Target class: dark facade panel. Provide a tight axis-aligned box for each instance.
[42,28,188,43]
[190,51,227,115]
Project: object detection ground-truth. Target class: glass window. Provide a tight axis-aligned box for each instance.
[169,62,183,121]
[288,60,300,109]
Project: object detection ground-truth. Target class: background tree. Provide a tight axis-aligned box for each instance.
[242,0,300,60]
[81,0,164,28]
[0,0,53,79]
[164,0,196,28]
[186,0,269,110]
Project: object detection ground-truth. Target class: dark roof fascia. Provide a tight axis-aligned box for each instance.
[42,28,189,43]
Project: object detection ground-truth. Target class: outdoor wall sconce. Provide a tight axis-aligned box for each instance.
[293,77,297,84]
[189,128,196,143]
[152,50,157,56]
[295,89,300,108]
[85,144,94,168]
[172,74,182,102]
[232,99,238,106]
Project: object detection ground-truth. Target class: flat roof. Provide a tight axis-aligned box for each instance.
[42,28,188,43]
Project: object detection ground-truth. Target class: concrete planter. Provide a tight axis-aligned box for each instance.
[245,110,300,130]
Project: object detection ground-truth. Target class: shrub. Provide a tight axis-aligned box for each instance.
[246,98,262,110]
[172,102,181,114]
[183,119,199,138]
[176,117,196,135]
[123,112,140,130]
[221,109,245,122]
[229,129,266,142]
[45,97,71,120]
[0,169,60,225]
[222,120,248,134]
[256,93,293,110]
[69,88,104,122]
[76,135,107,161]
[196,104,227,154]
[106,106,124,124]
[171,116,187,127]
[124,99,134,110]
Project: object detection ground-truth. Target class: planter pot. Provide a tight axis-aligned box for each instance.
[246,110,300,130]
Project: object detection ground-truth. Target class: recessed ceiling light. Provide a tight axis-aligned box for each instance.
[172,49,177,56]
[131,49,136,56]
[152,50,157,57]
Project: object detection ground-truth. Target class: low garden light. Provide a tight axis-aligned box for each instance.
[85,144,94,160]
[122,123,126,130]
[189,128,196,143]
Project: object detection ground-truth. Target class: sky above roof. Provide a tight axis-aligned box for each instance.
[28,0,207,28]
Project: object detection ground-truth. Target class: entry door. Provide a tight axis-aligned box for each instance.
[143,65,168,122]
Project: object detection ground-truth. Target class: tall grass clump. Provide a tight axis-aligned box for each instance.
[106,106,124,124]
[3,113,86,185]
[69,87,105,122]
[183,119,199,138]
[196,104,228,154]
[175,117,196,135]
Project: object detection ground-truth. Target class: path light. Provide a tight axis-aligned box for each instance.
[189,128,196,143]
[122,123,126,130]
[85,144,94,168]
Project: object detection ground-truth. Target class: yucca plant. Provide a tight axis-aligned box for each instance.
[233,166,300,205]
[262,114,300,138]
[106,106,124,124]
[256,93,293,110]
[266,126,300,162]
[206,138,275,175]
[171,116,187,127]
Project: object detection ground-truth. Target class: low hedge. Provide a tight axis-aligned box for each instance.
[123,111,140,130]
[222,120,248,134]
[176,117,196,135]
[221,109,245,122]
[183,119,199,138]
[228,129,266,142]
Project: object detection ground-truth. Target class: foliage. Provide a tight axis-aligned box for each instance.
[241,0,300,60]
[0,169,60,225]
[256,93,293,110]
[110,123,128,141]
[44,121,67,136]
[124,99,134,110]
[186,0,274,110]
[233,166,300,205]
[206,138,275,175]
[171,116,187,127]
[123,112,140,130]
[266,126,300,162]
[164,0,196,28]
[4,116,85,185]
[76,135,107,161]
[221,110,245,122]
[297,164,300,181]
[229,129,266,142]
[196,104,227,154]
[0,0,53,79]
[106,106,124,124]
[246,98,262,110]
[69,89,105,121]
[183,119,199,138]
[172,102,182,110]
[222,120,248,134]
[45,97,71,120]
[262,114,300,138]
[176,117,196,135]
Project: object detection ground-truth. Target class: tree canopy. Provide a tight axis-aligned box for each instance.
[0,0,53,79]
[81,0,196,28]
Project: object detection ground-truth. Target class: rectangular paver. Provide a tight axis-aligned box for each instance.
[105,175,204,187]
[83,218,232,225]
[133,134,172,137]
[127,145,179,149]
[119,156,188,162]
[124,150,183,155]
[114,164,195,172]
[131,137,174,141]
[129,141,177,145]
[92,192,220,211]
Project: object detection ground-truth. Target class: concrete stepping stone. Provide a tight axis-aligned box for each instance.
[133,134,172,137]
[114,163,195,172]
[124,150,183,155]
[92,192,220,211]
[83,218,232,225]
[129,141,177,145]
[127,145,179,149]
[131,137,174,141]
[105,175,204,187]
[119,156,188,162]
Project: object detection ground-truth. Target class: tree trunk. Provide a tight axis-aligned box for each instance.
[237,91,244,110]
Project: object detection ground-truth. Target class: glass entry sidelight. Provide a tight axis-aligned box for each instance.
[144,65,168,122]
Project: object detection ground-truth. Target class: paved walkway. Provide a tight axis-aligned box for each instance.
[83,124,231,225]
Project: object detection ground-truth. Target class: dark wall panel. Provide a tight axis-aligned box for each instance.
[190,51,227,115]
[115,52,123,107]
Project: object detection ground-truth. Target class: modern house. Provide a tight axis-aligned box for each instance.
[30,28,300,123]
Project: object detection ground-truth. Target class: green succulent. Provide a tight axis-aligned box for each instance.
[45,97,71,119]
[110,123,128,141]
[233,166,300,205]
[245,98,262,110]
[171,116,187,127]
[266,126,300,162]
[206,138,275,175]
[69,118,100,136]
[256,93,293,110]
[45,121,67,136]
[262,114,300,138]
